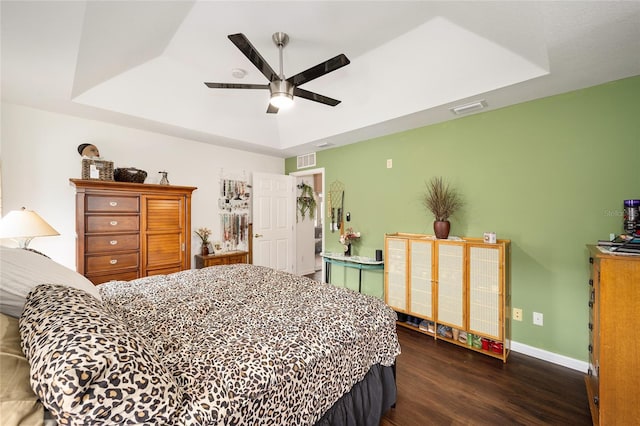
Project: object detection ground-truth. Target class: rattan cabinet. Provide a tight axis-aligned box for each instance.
[384,233,511,361]
[585,245,640,425]
[70,179,196,284]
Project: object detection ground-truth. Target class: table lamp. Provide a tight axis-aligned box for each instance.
[0,207,60,248]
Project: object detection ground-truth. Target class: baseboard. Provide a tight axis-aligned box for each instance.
[511,341,589,373]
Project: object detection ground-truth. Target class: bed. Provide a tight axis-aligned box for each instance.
[0,246,400,425]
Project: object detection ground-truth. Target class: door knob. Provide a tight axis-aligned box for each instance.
[254,234,263,238]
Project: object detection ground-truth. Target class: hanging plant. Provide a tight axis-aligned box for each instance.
[297,183,316,222]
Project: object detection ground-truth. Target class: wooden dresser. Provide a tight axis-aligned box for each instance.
[586,245,640,425]
[70,179,196,285]
[195,251,249,269]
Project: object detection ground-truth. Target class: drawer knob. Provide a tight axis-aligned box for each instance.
[110,240,118,245]
[109,201,118,207]
[109,259,118,265]
[588,279,593,286]
[110,220,118,226]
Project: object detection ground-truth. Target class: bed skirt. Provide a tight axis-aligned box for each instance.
[315,363,397,426]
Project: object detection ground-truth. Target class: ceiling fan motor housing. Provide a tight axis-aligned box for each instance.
[269,80,294,108]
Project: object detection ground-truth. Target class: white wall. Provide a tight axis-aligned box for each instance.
[0,103,283,269]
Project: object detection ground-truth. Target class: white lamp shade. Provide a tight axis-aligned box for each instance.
[0,208,59,246]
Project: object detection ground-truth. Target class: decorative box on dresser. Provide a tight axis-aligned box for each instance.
[586,245,640,425]
[70,179,196,285]
[385,233,511,361]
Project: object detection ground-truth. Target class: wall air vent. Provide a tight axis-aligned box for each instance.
[450,100,487,115]
[297,152,316,169]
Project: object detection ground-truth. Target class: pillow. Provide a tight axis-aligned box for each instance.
[20,284,180,425]
[0,246,101,318]
[0,313,43,426]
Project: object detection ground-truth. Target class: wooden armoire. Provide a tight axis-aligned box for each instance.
[70,179,196,285]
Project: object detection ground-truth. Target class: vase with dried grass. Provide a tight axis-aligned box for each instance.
[422,177,463,239]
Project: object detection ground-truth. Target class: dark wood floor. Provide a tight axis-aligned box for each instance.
[381,326,592,426]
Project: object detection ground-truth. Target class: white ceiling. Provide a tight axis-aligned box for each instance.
[2,1,639,158]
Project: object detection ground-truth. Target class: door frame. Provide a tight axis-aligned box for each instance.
[290,167,325,281]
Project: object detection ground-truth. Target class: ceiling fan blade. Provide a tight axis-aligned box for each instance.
[228,33,278,82]
[204,82,269,89]
[266,103,279,114]
[286,54,350,87]
[294,87,341,106]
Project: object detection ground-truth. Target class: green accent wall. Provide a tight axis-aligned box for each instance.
[286,76,640,361]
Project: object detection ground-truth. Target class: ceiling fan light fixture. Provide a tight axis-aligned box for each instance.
[270,93,294,109]
[269,80,294,109]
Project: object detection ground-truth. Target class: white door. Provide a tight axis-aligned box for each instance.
[252,172,295,272]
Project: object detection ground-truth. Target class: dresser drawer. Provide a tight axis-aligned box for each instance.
[86,215,139,233]
[227,254,247,264]
[88,270,139,285]
[86,234,139,253]
[85,252,139,274]
[86,195,139,213]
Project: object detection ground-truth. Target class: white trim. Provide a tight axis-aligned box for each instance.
[511,341,588,373]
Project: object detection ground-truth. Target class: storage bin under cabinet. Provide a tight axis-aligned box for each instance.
[71,179,196,285]
[585,245,640,425]
[384,233,510,361]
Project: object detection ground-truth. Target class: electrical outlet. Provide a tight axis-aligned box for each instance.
[386,159,393,168]
[513,308,523,321]
[533,312,544,326]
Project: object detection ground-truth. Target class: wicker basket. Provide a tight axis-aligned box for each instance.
[114,168,147,183]
[81,159,114,181]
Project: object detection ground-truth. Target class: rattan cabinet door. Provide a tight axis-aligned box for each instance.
[468,244,503,340]
[409,240,434,319]
[436,242,465,329]
[385,237,408,312]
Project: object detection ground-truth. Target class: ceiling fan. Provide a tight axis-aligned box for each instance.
[204,32,350,114]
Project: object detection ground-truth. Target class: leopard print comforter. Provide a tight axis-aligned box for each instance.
[99,264,400,425]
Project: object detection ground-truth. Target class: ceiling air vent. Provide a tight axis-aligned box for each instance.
[450,100,487,115]
[297,152,316,169]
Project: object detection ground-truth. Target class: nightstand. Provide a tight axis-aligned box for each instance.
[195,251,249,269]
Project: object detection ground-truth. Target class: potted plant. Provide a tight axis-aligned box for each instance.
[422,177,463,239]
[296,182,317,222]
[339,227,361,256]
[194,227,212,255]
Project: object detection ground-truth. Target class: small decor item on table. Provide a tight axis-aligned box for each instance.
[114,168,147,183]
[194,227,212,256]
[159,171,170,185]
[339,227,361,256]
[422,176,463,239]
[483,232,497,244]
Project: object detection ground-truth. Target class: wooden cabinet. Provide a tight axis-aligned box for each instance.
[195,251,249,268]
[71,179,196,285]
[384,233,510,361]
[585,245,640,425]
